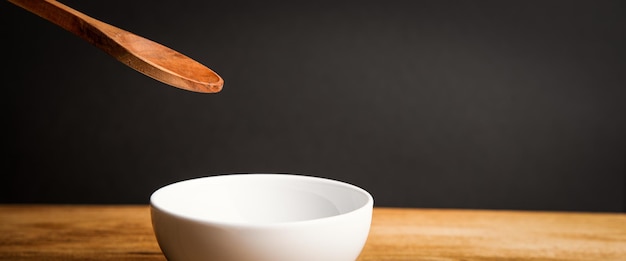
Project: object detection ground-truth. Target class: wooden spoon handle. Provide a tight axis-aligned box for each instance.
[9,0,223,93]
[9,0,127,62]
[9,0,102,37]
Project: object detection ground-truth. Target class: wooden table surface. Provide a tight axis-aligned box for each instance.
[0,205,624,261]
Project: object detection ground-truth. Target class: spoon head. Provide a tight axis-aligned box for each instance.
[118,32,224,93]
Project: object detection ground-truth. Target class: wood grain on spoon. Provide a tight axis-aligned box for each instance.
[9,0,223,93]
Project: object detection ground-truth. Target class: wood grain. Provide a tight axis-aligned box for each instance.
[361,208,626,261]
[0,205,624,261]
[0,205,163,261]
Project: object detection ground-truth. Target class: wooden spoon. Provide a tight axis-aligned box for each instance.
[9,0,223,93]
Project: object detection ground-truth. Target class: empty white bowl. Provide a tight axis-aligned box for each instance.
[150,174,373,261]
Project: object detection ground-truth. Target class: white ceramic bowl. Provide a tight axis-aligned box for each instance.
[150,174,373,261]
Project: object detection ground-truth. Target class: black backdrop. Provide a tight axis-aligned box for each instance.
[3,0,625,212]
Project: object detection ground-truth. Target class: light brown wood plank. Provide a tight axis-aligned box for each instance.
[0,205,164,261]
[359,208,626,261]
[1,205,624,260]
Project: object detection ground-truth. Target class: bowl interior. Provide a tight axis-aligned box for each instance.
[151,174,371,225]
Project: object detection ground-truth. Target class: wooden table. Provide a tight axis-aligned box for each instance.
[0,205,624,260]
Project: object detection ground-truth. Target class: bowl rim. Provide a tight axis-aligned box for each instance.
[150,173,374,228]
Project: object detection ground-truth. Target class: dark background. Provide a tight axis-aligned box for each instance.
[3,0,624,212]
